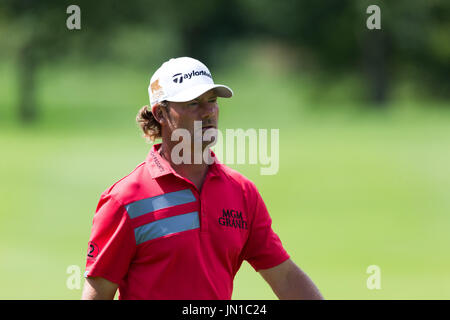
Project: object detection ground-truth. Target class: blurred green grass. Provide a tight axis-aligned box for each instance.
[0,61,450,299]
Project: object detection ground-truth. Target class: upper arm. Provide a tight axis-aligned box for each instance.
[258,258,295,290]
[258,259,324,300]
[84,194,136,285]
[81,276,118,300]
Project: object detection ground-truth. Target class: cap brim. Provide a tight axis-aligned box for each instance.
[166,84,233,103]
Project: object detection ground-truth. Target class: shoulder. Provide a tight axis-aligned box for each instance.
[99,161,151,207]
[216,163,260,198]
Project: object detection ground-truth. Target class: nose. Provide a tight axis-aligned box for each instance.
[200,100,217,117]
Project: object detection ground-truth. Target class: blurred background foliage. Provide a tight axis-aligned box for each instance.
[0,0,449,299]
[1,0,449,122]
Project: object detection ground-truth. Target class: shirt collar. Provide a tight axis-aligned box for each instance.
[145,143,222,179]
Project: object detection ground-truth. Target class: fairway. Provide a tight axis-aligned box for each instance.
[0,63,449,299]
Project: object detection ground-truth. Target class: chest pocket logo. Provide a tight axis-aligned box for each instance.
[218,209,248,230]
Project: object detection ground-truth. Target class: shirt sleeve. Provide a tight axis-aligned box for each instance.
[241,183,290,271]
[84,192,136,285]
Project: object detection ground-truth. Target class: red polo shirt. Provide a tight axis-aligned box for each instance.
[84,143,289,300]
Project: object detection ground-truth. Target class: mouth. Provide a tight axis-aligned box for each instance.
[202,125,216,131]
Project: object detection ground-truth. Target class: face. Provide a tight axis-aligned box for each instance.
[161,89,219,149]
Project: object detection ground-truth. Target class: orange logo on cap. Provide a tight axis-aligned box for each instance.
[150,79,164,101]
[151,79,162,94]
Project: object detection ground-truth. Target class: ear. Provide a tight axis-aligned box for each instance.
[151,104,166,125]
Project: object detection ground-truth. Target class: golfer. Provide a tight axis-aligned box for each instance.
[82,57,323,300]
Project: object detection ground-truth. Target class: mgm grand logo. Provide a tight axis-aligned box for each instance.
[219,209,248,230]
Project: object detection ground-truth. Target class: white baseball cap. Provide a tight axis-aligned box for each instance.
[148,57,233,107]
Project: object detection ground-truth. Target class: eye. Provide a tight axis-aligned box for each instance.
[208,98,217,103]
[187,101,199,107]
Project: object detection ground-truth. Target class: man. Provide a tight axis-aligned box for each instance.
[82,57,323,300]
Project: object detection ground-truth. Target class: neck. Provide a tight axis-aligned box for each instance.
[159,142,211,190]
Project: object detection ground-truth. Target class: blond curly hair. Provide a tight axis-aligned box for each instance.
[136,101,169,142]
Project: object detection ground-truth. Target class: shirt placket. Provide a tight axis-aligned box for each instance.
[170,171,214,235]
[198,179,209,235]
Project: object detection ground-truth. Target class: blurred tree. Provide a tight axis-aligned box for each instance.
[240,0,449,105]
[1,0,448,123]
[1,0,156,123]
[1,0,239,123]
[2,1,68,122]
